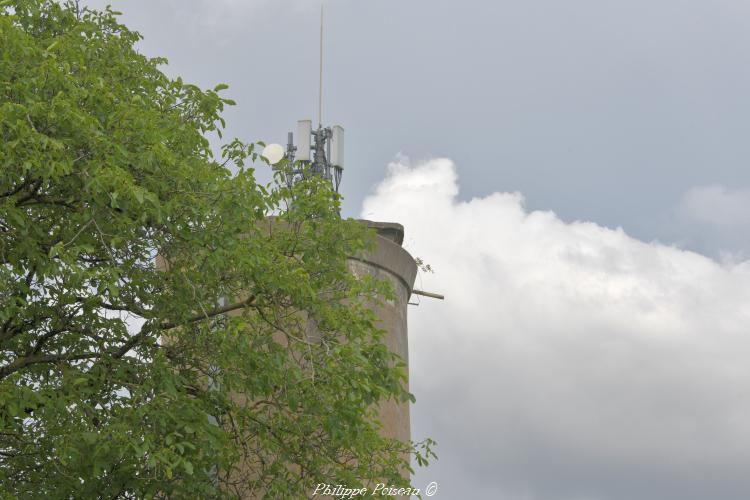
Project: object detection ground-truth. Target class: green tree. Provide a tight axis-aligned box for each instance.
[0,1,434,497]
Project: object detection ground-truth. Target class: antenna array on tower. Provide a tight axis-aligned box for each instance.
[260,3,346,194]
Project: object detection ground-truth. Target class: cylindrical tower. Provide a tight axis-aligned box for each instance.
[348,220,417,445]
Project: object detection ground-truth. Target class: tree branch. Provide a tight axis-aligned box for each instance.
[0,266,38,345]
[112,295,256,359]
[0,352,100,380]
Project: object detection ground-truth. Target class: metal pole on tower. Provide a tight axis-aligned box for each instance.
[318,3,324,129]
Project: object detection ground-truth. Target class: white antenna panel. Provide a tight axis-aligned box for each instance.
[296,119,312,161]
[330,125,344,168]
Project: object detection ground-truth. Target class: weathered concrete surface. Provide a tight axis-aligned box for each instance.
[349,220,417,447]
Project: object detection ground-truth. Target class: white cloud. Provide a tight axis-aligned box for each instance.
[362,157,750,500]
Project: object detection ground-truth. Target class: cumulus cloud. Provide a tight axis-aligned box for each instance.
[362,157,750,500]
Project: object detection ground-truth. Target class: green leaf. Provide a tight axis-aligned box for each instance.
[82,432,98,445]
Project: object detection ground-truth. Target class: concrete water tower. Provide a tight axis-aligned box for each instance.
[262,119,419,448]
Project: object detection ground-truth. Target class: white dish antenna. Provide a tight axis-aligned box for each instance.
[261,143,285,165]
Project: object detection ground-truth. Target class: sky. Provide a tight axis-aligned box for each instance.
[83,1,750,498]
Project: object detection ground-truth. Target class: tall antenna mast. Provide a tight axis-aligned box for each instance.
[318,3,324,128]
[262,2,345,195]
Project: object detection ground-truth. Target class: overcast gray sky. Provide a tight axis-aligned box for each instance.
[85,1,750,498]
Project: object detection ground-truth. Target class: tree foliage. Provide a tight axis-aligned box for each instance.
[0,1,434,497]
